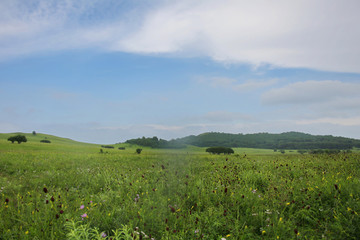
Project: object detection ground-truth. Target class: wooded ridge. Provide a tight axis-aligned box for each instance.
[125,131,360,150]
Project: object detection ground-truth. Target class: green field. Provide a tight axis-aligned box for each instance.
[0,133,359,239]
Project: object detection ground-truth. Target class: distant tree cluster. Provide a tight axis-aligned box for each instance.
[40,139,51,143]
[174,132,360,150]
[118,147,126,150]
[308,149,351,154]
[206,147,234,154]
[8,135,27,144]
[125,136,186,149]
[101,145,114,149]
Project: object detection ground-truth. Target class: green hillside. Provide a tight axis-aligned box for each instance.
[0,132,99,153]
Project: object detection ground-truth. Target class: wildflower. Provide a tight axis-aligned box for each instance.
[81,213,88,220]
[5,198,9,203]
[101,232,107,238]
[60,210,64,214]
[262,230,266,235]
[226,234,231,237]
[286,202,290,206]
[50,196,55,202]
[169,205,176,213]
[194,229,199,234]
[43,187,48,193]
[265,209,272,214]
[80,205,85,209]
[25,231,29,235]
[279,217,283,222]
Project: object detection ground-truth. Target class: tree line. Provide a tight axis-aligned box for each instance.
[125,136,186,149]
[173,132,360,150]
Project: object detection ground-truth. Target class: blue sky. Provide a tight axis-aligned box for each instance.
[1,0,360,143]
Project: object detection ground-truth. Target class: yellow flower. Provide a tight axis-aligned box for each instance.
[226,234,231,237]
[286,202,290,206]
[25,231,29,235]
[279,217,283,222]
[262,230,266,235]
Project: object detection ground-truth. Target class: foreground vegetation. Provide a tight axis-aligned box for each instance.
[0,133,359,239]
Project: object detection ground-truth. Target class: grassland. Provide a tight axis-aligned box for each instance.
[0,133,359,239]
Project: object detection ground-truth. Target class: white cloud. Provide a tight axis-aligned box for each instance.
[296,117,360,127]
[203,111,253,123]
[199,77,278,92]
[1,0,360,72]
[262,80,360,105]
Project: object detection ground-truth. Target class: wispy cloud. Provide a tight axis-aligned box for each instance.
[262,80,360,105]
[296,117,360,127]
[198,77,278,92]
[1,0,360,72]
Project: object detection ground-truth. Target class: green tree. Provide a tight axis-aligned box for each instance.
[8,135,27,144]
[136,148,142,154]
[206,147,234,154]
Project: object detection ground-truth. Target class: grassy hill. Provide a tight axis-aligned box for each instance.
[0,132,100,153]
[0,132,205,155]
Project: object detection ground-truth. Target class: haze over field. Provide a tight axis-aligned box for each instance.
[1,0,360,144]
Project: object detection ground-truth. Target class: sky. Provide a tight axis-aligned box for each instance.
[1,0,360,144]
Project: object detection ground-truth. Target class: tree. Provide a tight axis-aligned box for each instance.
[8,135,27,144]
[206,147,234,154]
[32,131,36,135]
[136,148,142,154]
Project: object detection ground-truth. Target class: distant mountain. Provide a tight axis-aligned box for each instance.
[126,132,360,150]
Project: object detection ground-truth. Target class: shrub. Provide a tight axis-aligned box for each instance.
[118,147,126,150]
[7,135,27,144]
[101,145,114,149]
[40,139,51,143]
[205,147,234,154]
[136,148,142,154]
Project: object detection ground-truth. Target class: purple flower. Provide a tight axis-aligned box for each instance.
[101,232,107,238]
[80,205,85,209]
[81,213,88,220]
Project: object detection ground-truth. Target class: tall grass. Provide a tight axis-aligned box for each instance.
[0,138,359,239]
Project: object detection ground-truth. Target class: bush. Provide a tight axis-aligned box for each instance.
[40,139,51,143]
[205,147,234,154]
[101,145,114,149]
[136,148,142,154]
[8,135,27,144]
[118,147,126,150]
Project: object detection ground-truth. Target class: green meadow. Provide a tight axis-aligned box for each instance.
[0,133,359,239]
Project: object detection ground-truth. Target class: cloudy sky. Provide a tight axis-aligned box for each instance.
[1,0,360,144]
